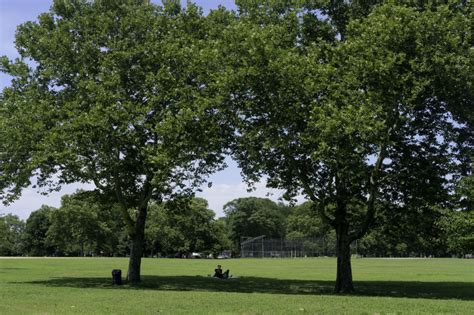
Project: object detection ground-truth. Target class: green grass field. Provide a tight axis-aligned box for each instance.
[0,257,473,314]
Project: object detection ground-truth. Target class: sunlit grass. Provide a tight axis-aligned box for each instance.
[0,257,473,314]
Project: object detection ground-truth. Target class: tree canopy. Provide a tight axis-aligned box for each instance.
[22,205,56,256]
[0,213,24,256]
[46,190,123,256]
[146,197,230,257]
[224,197,290,246]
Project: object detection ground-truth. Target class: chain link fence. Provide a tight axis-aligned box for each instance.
[240,236,338,258]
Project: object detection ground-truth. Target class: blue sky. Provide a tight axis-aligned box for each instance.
[0,0,298,219]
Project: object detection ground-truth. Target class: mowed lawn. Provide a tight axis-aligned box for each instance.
[0,257,473,314]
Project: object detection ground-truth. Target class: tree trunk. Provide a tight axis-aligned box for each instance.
[335,224,354,293]
[127,205,148,284]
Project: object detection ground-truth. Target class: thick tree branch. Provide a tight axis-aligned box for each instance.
[84,155,107,191]
[138,174,154,210]
[114,177,135,235]
[349,104,400,241]
[294,161,336,227]
[91,177,106,191]
[349,143,386,242]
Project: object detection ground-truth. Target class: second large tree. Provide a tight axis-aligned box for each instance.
[220,1,473,292]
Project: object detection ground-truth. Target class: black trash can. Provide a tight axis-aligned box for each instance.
[112,269,122,285]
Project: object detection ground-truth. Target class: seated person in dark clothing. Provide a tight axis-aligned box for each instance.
[213,264,230,279]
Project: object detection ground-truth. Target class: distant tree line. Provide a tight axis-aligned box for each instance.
[1,190,472,258]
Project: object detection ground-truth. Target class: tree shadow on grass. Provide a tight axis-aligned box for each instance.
[0,267,27,273]
[17,276,474,300]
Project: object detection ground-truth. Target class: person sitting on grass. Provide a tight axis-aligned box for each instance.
[213,265,230,279]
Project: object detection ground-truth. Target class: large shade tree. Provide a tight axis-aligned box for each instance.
[22,205,56,256]
[47,190,123,256]
[220,1,473,292]
[0,213,24,256]
[223,197,289,248]
[0,0,230,282]
[146,197,229,257]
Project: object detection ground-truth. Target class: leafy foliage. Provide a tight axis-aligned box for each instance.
[145,198,230,256]
[286,202,329,240]
[0,0,228,209]
[437,208,474,256]
[22,205,56,256]
[224,197,290,247]
[46,190,124,256]
[0,214,24,256]
[456,175,474,211]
